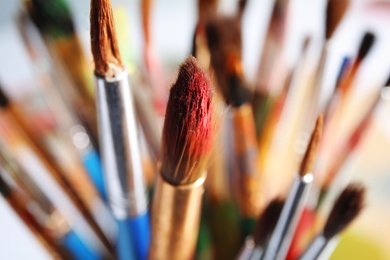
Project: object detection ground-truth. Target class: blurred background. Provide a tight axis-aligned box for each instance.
[0,0,390,259]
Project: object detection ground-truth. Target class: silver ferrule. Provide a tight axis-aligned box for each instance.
[248,246,264,260]
[95,70,148,219]
[263,174,313,260]
[299,234,327,260]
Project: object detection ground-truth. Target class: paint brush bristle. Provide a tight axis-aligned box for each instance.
[161,56,213,185]
[0,86,9,108]
[205,16,250,107]
[325,0,350,40]
[27,0,75,37]
[253,199,284,246]
[299,114,324,177]
[357,32,376,62]
[90,0,123,77]
[323,183,365,239]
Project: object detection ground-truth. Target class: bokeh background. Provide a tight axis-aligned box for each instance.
[0,0,390,259]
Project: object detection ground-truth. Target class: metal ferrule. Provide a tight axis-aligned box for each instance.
[95,71,148,219]
[149,175,205,260]
[263,174,313,260]
[299,234,327,260]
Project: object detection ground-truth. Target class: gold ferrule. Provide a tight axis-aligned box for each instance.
[232,104,263,217]
[149,175,205,260]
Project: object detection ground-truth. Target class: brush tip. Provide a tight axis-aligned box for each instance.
[90,0,123,77]
[253,199,284,245]
[323,183,366,239]
[299,114,324,177]
[0,87,9,108]
[205,16,248,106]
[385,74,390,87]
[357,32,375,61]
[161,56,213,185]
[0,173,11,197]
[325,0,350,40]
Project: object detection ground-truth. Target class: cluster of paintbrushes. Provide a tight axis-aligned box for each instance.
[0,0,384,259]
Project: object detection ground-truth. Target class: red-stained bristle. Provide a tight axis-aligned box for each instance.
[161,56,213,185]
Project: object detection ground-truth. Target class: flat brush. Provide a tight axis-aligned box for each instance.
[90,0,150,259]
[240,199,284,260]
[149,56,213,260]
[299,183,365,260]
[262,115,323,260]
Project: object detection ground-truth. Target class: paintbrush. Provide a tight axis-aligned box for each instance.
[0,165,65,259]
[237,199,284,260]
[0,83,115,252]
[262,114,323,260]
[301,0,350,138]
[205,10,261,219]
[299,183,365,260]
[191,0,218,70]
[0,143,103,260]
[141,0,167,115]
[90,0,150,259]
[316,31,376,206]
[252,0,290,138]
[323,32,375,124]
[319,88,381,209]
[0,113,112,258]
[149,56,213,260]
[26,0,98,143]
[16,12,108,202]
[289,86,379,259]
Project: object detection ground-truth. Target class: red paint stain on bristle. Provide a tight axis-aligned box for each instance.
[163,56,213,158]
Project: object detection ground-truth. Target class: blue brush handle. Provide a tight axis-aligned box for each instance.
[116,218,136,260]
[82,149,107,201]
[62,229,100,260]
[129,212,150,260]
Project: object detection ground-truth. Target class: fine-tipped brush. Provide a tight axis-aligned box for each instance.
[26,0,98,142]
[90,0,150,259]
[252,0,290,138]
[262,114,323,260]
[324,32,375,123]
[149,56,213,260]
[299,183,365,260]
[239,199,284,260]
